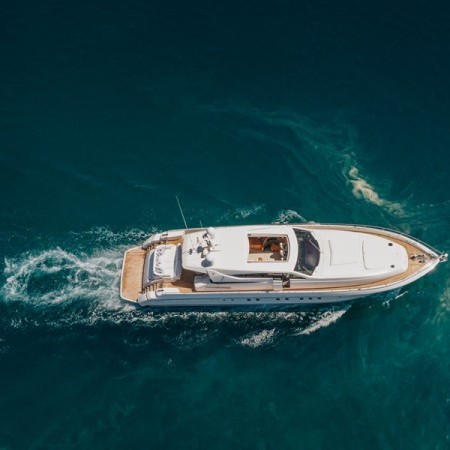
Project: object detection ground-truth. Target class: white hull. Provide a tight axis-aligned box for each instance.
[134,260,439,307]
[120,223,446,309]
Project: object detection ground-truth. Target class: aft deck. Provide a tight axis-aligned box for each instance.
[120,247,146,302]
[162,269,196,293]
[143,235,196,294]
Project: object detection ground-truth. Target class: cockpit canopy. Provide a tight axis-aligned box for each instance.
[247,235,289,263]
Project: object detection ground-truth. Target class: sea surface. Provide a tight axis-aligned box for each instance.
[1,1,450,448]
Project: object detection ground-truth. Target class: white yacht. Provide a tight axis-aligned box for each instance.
[120,224,447,308]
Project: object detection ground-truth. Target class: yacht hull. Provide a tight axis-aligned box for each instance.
[120,223,446,308]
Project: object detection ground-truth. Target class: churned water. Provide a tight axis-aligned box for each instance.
[1,0,450,448]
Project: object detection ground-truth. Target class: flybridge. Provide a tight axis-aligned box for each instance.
[181,224,410,283]
[181,225,299,275]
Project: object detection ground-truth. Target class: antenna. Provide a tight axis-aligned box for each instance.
[176,195,195,251]
[176,195,189,229]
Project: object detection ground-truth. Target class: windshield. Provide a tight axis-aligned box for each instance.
[294,229,320,275]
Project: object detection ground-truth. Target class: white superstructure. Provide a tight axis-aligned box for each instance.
[120,223,447,308]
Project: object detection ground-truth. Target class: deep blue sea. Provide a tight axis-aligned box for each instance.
[1,0,450,448]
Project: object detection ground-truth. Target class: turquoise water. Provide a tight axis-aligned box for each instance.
[1,0,450,448]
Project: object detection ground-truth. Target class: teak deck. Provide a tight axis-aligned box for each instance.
[121,247,146,301]
[165,269,196,293]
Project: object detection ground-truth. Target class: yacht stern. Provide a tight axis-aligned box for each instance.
[120,246,146,303]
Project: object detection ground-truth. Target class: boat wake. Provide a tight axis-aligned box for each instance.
[0,228,351,347]
[0,227,149,311]
[3,248,122,306]
[346,165,405,216]
[239,328,277,348]
[274,209,308,224]
[292,308,350,335]
[235,306,351,347]
[218,203,266,222]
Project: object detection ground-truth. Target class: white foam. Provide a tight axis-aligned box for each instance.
[294,307,350,335]
[237,204,265,218]
[274,209,308,224]
[2,247,123,306]
[1,226,158,310]
[70,227,152,245]
[347,165,405,216]
[239,328,276,348]
[219,204,265,221]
